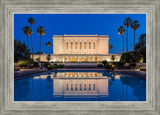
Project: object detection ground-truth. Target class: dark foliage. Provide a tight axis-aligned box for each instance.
[120,33,146,63]
[14,39,30,63]
[120,51,142,63]
[134,33,146,62]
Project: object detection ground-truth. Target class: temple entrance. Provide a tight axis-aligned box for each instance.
[95,57,97,61]
[89,57,93,61]
[79,57,83,62]
[84,57,88,62]
[64,57,68,62]
[63,56,98,62]
[69,57,73,62]
[74,57,78,61]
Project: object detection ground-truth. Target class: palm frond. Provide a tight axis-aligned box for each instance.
[124,17,132,27]
[46,42,51,47]
[131,20,140,30]
[118,26,125,35]
[28,17,35,26]
[37,26,45,35]
[23,26,32,36]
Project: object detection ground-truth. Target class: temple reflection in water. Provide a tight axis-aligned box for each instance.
[53,72,110,97]
[15,71,146,101]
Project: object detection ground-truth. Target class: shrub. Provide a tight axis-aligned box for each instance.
[43,62,50,68]
[18,59,34,68]
[105,64,116,70]
[97,63,103,68]
[18,60,28,68]
[33,62,39,67]
[102,60,109,66]
[58,64,65,68]
[47,65,52,70]
[112,62,125,67]
[129,63,137,69]
[52,64,58,69]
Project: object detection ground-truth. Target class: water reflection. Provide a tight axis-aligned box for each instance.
[14,71,146,101]
[53,72,110,97]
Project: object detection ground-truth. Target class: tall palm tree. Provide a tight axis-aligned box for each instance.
[124,17,132,52]
[46,42,52,54]
[131,20,140,49]
[109,44,113,53]
[118,26,125,53]
[28,17,35,59]
[37,26,45,61]
[23,26,32,48]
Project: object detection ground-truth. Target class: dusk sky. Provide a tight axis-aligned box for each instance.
[14,14,146,54]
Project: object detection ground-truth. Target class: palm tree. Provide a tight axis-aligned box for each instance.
[109,44,113,53]
[46,42,52,54]
[131,20,140,49]
[124,17,132,52]
[37,26,45,61]
[23,26,32,48]
[28,17,35,59]
[118,26,125,53]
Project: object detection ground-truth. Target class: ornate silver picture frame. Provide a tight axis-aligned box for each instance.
[0,0,160,115]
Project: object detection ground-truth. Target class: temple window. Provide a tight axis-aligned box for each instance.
[84,84,86,91]
[71,84,73,91]
[66,42,68,49]
[89,42,91,49]
[84,42,86,49]
[93,84,95,90]
[66,84,69,91]
[93,42,95,49]
[80,42,82,49]
[80,84,82,90]
[75,42,77,49]
[71,42,73,49]
[89,84,91,91]
[75,84,78,91]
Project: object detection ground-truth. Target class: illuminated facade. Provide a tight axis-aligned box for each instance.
[53,72,110,97]
[33,72,110,97]
[33,35,121,62]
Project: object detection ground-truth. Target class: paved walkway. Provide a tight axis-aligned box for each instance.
[14,68,49,80]
[114,69,146,80]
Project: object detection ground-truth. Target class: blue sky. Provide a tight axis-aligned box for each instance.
[14,14,146,54]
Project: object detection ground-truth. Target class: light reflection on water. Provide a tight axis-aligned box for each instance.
[14,70,146,101]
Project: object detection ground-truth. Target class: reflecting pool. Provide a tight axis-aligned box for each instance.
[14,70,146,101]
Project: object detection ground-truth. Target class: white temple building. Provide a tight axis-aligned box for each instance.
[33,35,121,62]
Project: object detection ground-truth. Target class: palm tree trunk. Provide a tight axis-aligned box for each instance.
[27,35,29,48]
[47,47,49,54]
[126,27,128,52]
[49,47,50,55]
[134,30,135,50]
[31,37,33,59]
[122,35,124,53]
[39,35,42,62]
[31,25,33,59]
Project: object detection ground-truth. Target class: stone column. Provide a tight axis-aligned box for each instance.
[73,42,74,54]
[68,42,70,54]
[87,41,89,54]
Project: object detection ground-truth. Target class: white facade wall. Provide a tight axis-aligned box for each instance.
[32,35,121,62]
[53,35,109,55]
